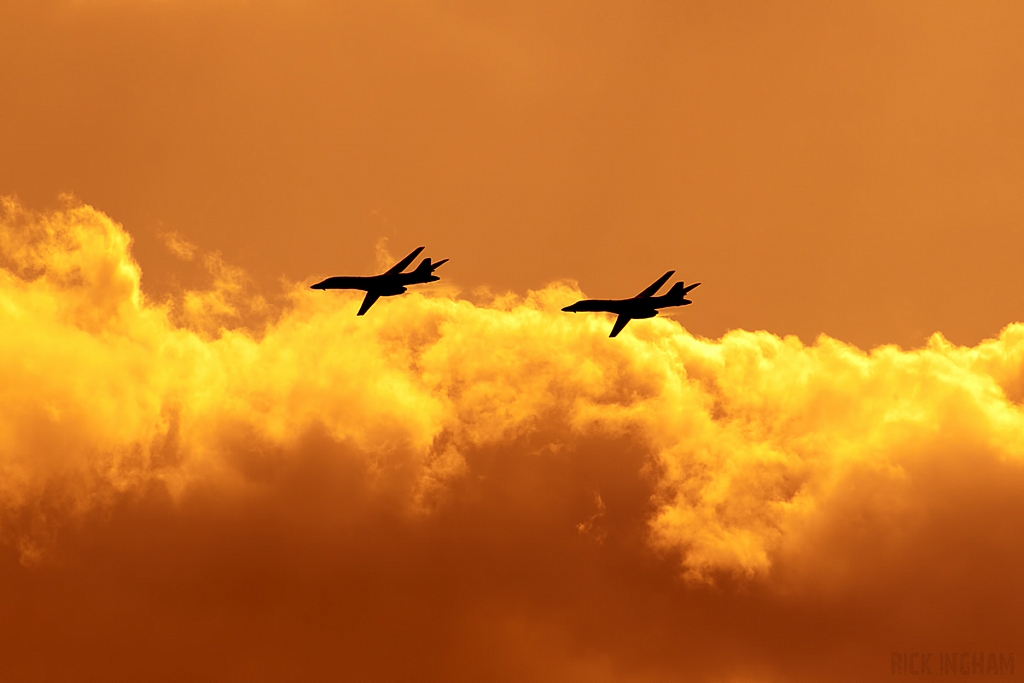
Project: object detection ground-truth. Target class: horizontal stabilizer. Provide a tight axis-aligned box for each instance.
[414,256,450,273]
[666,281,700,298]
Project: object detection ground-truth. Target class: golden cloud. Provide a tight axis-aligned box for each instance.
[1,198,1023,680]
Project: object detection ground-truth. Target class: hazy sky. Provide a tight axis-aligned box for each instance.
[2,2,1024,682]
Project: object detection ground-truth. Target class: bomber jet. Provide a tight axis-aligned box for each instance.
[310,246,448,315]
[562,270,700,337]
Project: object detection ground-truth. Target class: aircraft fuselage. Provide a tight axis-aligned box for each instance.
[310,271,440,295]
[561,274,699,337]
[561,292,691,317]
[310,247,448,316]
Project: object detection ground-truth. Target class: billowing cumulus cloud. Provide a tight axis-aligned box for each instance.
[1,198,1023,681]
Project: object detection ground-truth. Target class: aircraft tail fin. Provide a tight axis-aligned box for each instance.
[667,281,700,302]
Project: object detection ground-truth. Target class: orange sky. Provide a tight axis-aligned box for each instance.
[2,2,1024,682]
[3,0,1024,347]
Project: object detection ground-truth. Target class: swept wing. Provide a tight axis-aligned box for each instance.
[635,270,675,298]
[384,246,426,275]
[357,292,382,316]
[609,315,632,338]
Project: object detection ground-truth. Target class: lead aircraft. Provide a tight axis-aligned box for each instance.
[310,246,448,315]
[562,270,700,337]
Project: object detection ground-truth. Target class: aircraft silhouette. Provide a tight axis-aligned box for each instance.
[310,246,449,315]
[562,270,700,337]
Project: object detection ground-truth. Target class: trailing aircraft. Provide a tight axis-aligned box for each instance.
[310,246,448,315]
[562,270,700,337]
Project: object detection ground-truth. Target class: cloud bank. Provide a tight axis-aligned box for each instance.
[1,199,1022,681]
